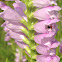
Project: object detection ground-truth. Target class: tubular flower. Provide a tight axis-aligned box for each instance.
[2,21,26,32]
[0,1,27,22]
[34,6,61,20]
[34,19,59,33]
[36,45,56,55]
[33,0,57,8]
[33,0,61,62]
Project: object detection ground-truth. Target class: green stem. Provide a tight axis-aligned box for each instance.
[22,36,36,50]
[24,46,37,59]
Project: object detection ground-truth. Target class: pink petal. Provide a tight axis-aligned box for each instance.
[13,1,26,11]
[51,40,60,48]
[34,33,55,44]
[36,45,49,55]
[0,1,6,8]
[52,55,60,62]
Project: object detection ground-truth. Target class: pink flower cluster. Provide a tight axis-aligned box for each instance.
[0,1,27,49]
[33,0,61,62]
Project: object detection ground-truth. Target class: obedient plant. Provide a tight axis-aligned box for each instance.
[0,0,61,62]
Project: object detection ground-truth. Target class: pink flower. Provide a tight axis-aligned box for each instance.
[34,19,59,33]
[37,55,60,62]
[34,33,55,44]
[34,33,60,46]
[7,30,26,41]
[36,40,60,55]
[13,1,27,21]
[34,6,61,20]
[36,45,56,55]
[3,21,26,32]
[0,1,27,22]
[33,0,57,8]
[13,0,26,11]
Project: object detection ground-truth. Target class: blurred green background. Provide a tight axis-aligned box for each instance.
[0,0,62,62]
